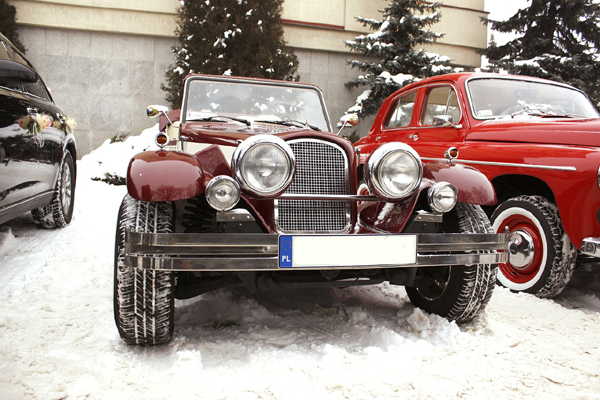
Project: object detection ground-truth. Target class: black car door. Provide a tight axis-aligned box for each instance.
[22,79,64,196]
[0,52,40,208]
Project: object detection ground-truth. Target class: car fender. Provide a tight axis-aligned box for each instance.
[127,150,207,202]
[424,161,497,205]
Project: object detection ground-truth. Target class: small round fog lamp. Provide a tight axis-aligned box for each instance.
[155,132,169,148]
[428,182,457,213]
[205,176,241,211]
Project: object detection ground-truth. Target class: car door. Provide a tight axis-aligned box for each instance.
[379,84,466,160]
[23,78,64,195]
[5,39,64,197]
[0,42,40,208]
[404,84,466,159]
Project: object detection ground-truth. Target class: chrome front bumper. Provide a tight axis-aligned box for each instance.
[125,232,509,271]
[581,237,600,257]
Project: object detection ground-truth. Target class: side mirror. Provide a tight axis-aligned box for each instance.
[337,113,359,135]
[432,115,454,127]
[0,60,37,85]
[146,105,170,118]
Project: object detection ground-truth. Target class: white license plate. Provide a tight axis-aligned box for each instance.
[278,235,417,268]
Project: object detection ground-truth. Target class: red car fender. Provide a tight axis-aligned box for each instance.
[424,161,497,206]
[127,150,207,202]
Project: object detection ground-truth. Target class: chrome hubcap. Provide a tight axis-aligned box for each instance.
[508,230,535,269]
[61,162,72,214]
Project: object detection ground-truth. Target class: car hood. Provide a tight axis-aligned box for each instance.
[467,118,600,147]
[180,121,315,147]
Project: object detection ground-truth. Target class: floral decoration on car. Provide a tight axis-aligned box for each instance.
[18,113,52,134]
[17,113,76,134]
[56,115,77,133]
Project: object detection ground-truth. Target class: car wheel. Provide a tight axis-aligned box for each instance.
[491,195,576,298]
[32,152,75,228]
[114,195,175,345]
[406,203,497,323]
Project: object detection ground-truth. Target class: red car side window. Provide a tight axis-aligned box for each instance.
[421,86,460,126]
[385,91,417,129]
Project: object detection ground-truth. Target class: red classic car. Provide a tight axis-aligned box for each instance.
[355,72,600,298]
[114,74,509,345]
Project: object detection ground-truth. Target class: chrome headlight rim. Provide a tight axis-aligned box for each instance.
[365,142,423,200]
[428,182,458,213]
[231,134,296,197]
[205,175,241,211]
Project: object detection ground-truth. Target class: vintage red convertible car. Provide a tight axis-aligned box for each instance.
[113,74,508,345]
[356,72,600,298]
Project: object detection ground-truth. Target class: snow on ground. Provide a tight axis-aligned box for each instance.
[1,130,600,399]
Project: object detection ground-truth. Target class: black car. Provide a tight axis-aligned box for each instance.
[0,33,76,227]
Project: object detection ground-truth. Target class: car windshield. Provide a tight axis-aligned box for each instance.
[182,78,331,131]
[467,78,600,120]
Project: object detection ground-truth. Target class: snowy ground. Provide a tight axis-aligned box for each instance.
[1,130,600,399]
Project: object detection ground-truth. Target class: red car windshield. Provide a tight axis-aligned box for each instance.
[182,77,331,131]
[467,78,600,120]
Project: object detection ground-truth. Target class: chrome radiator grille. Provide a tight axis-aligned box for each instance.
[275,139,351,233]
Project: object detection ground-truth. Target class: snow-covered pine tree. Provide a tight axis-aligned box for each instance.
[162,0,299,108]
[480,0,600,105]
[0,0,26,52]
[345,0,452,117]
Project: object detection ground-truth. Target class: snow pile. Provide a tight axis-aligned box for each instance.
[0,133,599,399]
[0,227,18,256]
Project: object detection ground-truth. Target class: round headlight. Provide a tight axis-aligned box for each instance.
[205,176,240,211]
[365,143,422,200]
[428,182,457,213]
[232,135,295,197]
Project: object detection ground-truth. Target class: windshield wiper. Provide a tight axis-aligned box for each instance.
[255,119,321,131]
[510,104,584,120]
[188,115,251,126]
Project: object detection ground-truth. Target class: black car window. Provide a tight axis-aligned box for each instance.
[421,86,460,126]
[385,91,417,128]
[23,80,51,101]
[0,40,10,60]
[0,41,23,91]
[4,42,28,66]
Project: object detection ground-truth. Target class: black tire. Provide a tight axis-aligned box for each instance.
[406,203,498,323]
[32,152,75,228]
[490,195,576,298]
[114,195,175,345]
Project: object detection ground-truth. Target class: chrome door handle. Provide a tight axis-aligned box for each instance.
[409,133,419,141]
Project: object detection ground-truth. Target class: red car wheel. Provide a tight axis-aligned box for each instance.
[491,195,576,298]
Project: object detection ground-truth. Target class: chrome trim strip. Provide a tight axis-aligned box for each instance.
[581,237,600,258]
[216,209,256,222]
[127,252,506,270]
[421,157,577,172]
[418,232,509,252]
[124,232,509,271]
[278,193,379,201]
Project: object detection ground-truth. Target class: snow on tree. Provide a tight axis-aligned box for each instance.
[480,0,600,105]
[344,0,452,117]
[162,0,299,108]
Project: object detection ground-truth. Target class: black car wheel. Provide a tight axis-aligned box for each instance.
[32,151,75,228]
[114,195,175,345]
[406,203,498,323]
